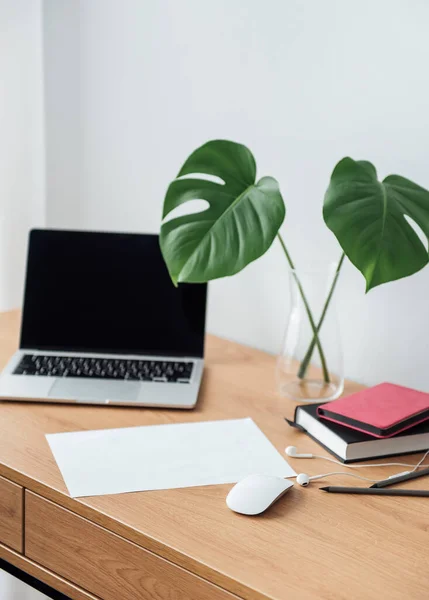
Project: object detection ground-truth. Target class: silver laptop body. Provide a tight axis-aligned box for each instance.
[0,230,207,409]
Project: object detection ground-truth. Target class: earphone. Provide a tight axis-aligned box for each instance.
[285,446,428,469]
[286,446,429,487]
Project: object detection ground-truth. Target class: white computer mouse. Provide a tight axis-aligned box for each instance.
[226,474,294,515]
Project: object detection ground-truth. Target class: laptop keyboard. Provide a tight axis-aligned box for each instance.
[13,354,194,383]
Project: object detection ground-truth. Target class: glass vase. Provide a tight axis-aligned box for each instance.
[277,263,344,403]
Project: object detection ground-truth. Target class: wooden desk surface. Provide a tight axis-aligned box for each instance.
[0,310,428,600]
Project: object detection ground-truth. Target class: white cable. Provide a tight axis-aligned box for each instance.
[288,449,429,486]
[311,451,429,470]
[409,449,429,473]
[305,471,382,484]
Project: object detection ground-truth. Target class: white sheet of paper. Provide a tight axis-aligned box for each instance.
[46,418,296,498]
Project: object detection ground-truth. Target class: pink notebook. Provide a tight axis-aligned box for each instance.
[317,383,429,438]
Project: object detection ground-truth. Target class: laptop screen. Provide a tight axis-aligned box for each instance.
[20,230,207,357]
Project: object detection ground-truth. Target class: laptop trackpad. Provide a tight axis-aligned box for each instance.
[49,379,140,402]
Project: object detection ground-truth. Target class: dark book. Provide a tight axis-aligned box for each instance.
[286,403,429,463]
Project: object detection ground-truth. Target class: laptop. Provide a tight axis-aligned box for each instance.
[0,229,207,408]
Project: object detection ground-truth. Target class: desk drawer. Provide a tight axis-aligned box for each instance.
[0,475,23,552]
[25,492,236,600]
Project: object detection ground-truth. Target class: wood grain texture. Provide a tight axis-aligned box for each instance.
[25,491,239,600]
[0,542,101,600]
[0,310,429,600]
[0,474,23,552]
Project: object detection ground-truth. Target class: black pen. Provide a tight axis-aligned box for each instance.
[320,486,429,497]
[370,466,429,488]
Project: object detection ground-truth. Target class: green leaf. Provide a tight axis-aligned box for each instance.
[323,157,429,291]
[160,140,285,284]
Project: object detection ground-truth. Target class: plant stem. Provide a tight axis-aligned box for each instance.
[297,253,345,380]
[277,234,330,383]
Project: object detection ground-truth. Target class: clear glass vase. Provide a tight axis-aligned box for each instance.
[277,263,344,403]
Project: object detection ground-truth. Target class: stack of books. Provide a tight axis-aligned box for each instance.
[287,383,429,463]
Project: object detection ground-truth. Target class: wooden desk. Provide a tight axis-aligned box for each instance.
[0,310,427,600]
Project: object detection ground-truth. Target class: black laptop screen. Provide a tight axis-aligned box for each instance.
[20,230,207,357]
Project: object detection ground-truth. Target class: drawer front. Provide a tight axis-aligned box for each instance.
[0,475,23,552]
[0,541,101,600]
[25,492,237,600]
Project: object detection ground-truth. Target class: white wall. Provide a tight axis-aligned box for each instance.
[0,568,48,600]
[43,0,429,389]
[0,0,45,310]
[43,0,82,228]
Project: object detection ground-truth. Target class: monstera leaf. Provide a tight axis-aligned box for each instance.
[160,140,285,284]
[323,157,429,291]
